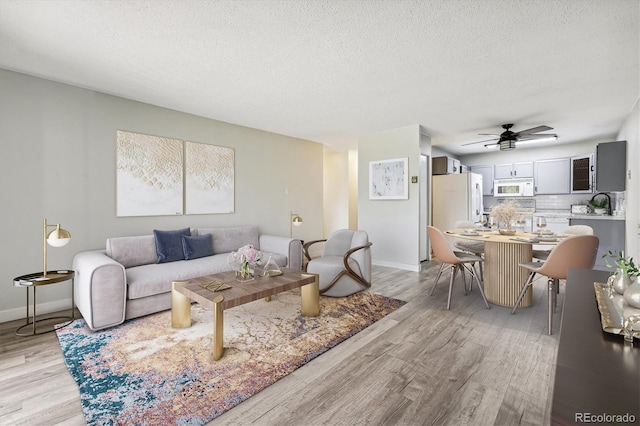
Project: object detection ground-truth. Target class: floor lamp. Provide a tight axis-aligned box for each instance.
[290,211,303,238]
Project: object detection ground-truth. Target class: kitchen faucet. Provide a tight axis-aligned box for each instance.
[590,192,611,216]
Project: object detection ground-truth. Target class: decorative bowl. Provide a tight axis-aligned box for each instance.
[498,229,516,236]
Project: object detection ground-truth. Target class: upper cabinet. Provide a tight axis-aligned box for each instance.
[534,158,571,194]
[469,164,494,196]
[494,161,534,179]
[571,154,595,193]
[596,141,626,192]
[432,156,460,175]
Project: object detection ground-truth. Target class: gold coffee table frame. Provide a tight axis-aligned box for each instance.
[171,268,319,361]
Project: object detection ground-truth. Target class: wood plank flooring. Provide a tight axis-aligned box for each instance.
[0,262,560,425]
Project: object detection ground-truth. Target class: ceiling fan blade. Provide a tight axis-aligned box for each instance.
[517,133,557,140]
[478,133,499,136]
[462,137,499,146]
[515,125,553,136]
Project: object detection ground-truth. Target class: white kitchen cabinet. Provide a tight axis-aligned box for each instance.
[535,158,571,194]
[494,162,534,179]
[469,164,494,196]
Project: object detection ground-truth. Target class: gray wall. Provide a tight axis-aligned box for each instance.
[0,69,323,322]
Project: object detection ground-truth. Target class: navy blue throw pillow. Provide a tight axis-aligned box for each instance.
[154,228,191,263]
[182,234,214,260]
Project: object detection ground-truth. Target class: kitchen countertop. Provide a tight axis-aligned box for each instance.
[532,210,626,221]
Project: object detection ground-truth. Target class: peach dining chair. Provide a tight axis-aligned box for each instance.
[511,234,599,335]
[427,226,490,310]
[532,225,594,261]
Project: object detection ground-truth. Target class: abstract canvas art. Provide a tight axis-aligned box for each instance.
[369,157,409,200]
[116,131,235,216]
[116,131,183,216]
[185,141,234,214]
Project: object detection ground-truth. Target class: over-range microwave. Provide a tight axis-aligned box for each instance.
[493,178,534,197]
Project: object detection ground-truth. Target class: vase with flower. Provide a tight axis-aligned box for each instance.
[490,200,520,236]
[227,244,263,282]
[603,250,640,311]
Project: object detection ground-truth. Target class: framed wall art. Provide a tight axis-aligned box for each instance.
[369,157,409,200]
[185,141,235,214]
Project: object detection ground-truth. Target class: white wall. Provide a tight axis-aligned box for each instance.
[322,146,350,235]
[358,125,423,271]
[0,69,323,322]
[616,98,639,260]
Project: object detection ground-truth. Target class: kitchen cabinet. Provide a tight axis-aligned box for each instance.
[432,156,460,175]
[569,218,625,270]
[534,158,570,194]
[469,164,494,195]
[571,154,594,193]
[494,162,534,179]
[596,141,626,191]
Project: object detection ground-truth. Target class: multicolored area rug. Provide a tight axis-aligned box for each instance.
[56,290,405,425]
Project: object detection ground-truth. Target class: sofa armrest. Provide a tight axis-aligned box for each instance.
[73,250,127,331]
[259,235,303,270]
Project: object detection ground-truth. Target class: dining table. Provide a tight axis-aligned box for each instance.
[445,228,560,308]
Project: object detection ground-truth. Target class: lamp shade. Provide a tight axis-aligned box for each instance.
[47,225,71,247]
[292,216,303,226]
[499,140,516,151]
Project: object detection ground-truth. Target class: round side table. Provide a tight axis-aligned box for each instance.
[13,270,75,336]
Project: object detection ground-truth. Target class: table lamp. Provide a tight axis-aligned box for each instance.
[290,211,303,238]
[43,218,71,277]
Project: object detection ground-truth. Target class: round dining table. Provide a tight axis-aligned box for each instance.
[445,229,560,308]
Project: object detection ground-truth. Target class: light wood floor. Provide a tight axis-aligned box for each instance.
[0,262,560,425]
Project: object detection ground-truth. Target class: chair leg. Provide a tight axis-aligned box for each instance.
[511,272,536,314]
[465,263,490,309]
[447,265,457,310]
[430,263,446,296]
[460,265,468,296]
[548,278,554,335]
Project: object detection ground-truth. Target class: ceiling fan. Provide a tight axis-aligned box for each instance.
[463,124,557,151]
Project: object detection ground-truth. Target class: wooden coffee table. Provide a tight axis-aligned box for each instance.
[171,268,319,360]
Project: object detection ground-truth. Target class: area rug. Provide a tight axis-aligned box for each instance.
[56,290,406,425]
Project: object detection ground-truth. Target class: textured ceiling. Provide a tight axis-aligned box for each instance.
[1,0,638,154]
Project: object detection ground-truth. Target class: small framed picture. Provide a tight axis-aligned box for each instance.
[369,157,409,200]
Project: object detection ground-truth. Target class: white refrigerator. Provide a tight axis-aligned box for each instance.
[432,172,484,231]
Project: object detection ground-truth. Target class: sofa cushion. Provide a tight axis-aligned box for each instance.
[196,226,260,255]
[154,228,191,263]
[126,254,230,300]
[181,234,214,260]
[106,235,157,268]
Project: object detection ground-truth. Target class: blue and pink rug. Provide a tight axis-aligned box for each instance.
[56,290,405,425]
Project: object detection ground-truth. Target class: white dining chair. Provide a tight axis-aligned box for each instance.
[532,225,594,261]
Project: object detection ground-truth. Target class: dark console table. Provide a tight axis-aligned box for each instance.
[551,268,639,425]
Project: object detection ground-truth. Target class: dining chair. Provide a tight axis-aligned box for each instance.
[453,220,485,282]
[427,226,490,310]
[512,235,599,334]
[532,225,594,261]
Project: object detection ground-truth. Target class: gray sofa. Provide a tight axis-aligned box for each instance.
[73,226,303,331]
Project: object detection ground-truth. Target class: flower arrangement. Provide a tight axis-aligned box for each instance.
[227,244,262,281]
[490,200,521,233]
[603,250,639,277]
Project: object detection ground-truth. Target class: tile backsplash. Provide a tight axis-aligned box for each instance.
[484,194,602,212]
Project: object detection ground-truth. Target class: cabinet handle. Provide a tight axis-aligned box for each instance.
[513,170,516,176]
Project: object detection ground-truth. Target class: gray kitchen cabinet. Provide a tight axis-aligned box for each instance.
[596,141,626,191]
[494,161,534,179]
[569,218,625,270]
[470,164,494,195]
[534,158,571,194]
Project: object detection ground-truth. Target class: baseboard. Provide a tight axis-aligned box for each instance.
[372,260,420,272]
[0,298,73,324]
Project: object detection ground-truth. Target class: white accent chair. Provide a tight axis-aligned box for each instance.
[304,229,372,297]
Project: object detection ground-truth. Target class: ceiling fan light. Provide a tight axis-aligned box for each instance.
[499,140,516,151]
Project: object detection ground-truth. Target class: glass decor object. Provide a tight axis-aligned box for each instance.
[261,255,283,277]
[624,276,640,309]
